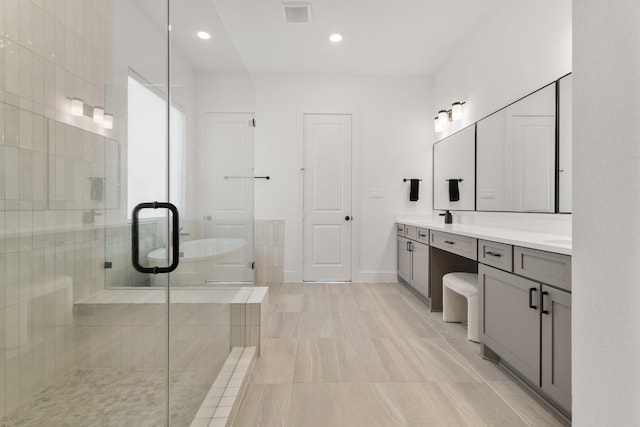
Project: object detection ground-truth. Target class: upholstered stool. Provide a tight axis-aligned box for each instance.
[442,272,479,342]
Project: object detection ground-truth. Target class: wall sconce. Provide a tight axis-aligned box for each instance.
[68,97,114,129]
[434,101,465,132]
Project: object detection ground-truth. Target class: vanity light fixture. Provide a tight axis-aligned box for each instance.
[93,106,105,123]
[433,101,465,132]
[70,98,84,116]
[68,97,114,129]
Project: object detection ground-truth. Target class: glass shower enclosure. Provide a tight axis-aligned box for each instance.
[0,0,254,425]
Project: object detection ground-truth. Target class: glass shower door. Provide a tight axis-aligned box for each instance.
[167,0,256,425]
[0,0,174,425]
[203,112,256,283]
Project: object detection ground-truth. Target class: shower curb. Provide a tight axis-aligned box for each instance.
[190,346,257,427]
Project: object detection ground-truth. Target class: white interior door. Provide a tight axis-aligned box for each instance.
[204,113,255,282]
[303,114,352,281]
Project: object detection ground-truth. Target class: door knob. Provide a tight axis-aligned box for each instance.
[345,216,351,221]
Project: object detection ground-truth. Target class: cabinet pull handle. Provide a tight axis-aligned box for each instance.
[406,241,413,252]
[398,226,402,232]
[485,251,502,258]
[418,233,426,238]
[528,287,537,309]
[541,291,550,315]
[444,240,455,245]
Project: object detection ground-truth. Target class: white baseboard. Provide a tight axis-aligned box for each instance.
[353,271,398,283]
[284,270,397,283]
[284,270,302,283]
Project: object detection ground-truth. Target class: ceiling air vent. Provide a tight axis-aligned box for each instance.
[282,2,312,24]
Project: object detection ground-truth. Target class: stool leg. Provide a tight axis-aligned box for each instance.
[443,286,467,322]
[467,295,480,342]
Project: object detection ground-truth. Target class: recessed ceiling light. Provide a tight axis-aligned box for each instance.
[197,31,211,40]
[329,32,343,43]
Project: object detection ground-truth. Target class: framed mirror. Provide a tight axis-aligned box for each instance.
[476,83,556,212]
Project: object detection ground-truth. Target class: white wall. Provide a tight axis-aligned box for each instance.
[427,0,572,236]
[433,0,572,140]
[252,74,432,281]
[573,1,640,425]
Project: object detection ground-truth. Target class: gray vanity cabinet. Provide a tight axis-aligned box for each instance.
[397,236,412,283]
[480,264,541,385]
[480,261,572,417]
[410,241,430,298]
[541,285,572,413]
[396,226,430,300]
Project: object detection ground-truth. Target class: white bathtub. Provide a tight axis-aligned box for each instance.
[148,238,247,286]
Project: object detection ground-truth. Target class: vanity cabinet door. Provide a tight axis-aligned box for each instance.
[410,241,429,298]
[397,236,412,283]
[541,285,572,415]
[480,264,540,386]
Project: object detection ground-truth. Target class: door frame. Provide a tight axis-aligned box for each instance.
[294,108,360,282]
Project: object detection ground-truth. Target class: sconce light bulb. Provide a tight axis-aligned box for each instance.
[93,106,105,123]
[434,116,443,132]
[451,102,463,121]
[103,114,114,129]
[71,98,84,116]
[438,110,448,125]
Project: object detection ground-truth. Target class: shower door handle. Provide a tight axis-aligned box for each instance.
[131,202,180,274]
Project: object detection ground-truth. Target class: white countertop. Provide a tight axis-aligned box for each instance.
[396,217,572,256]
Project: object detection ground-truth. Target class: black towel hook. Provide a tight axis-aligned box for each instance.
[445,179,463,182]
[403,179,423,182]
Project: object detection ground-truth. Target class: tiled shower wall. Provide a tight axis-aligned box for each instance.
[0,0,114,417]
[104,222,164,288]
[254,219,284,283]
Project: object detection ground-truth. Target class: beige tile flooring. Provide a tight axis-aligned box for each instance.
[233,282,570,427]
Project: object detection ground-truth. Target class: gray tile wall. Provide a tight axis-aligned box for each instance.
[255,219,284,283]
[0,0,114,417]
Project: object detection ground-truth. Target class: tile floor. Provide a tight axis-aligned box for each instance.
[232,282,570,427]
[0,368,208,427]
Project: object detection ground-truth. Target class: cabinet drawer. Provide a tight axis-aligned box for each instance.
[416,228,429,244]
[430,231,477,260]
[514,247,571,291]
[479,240,513,272]
[405,226,418,240]
[396,224,405,236]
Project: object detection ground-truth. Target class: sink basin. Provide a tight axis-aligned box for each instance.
[543,239,572,245]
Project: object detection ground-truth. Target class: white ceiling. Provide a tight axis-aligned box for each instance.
[134,0,504,75]
[211,0,505,75]
[134,0,250,73]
